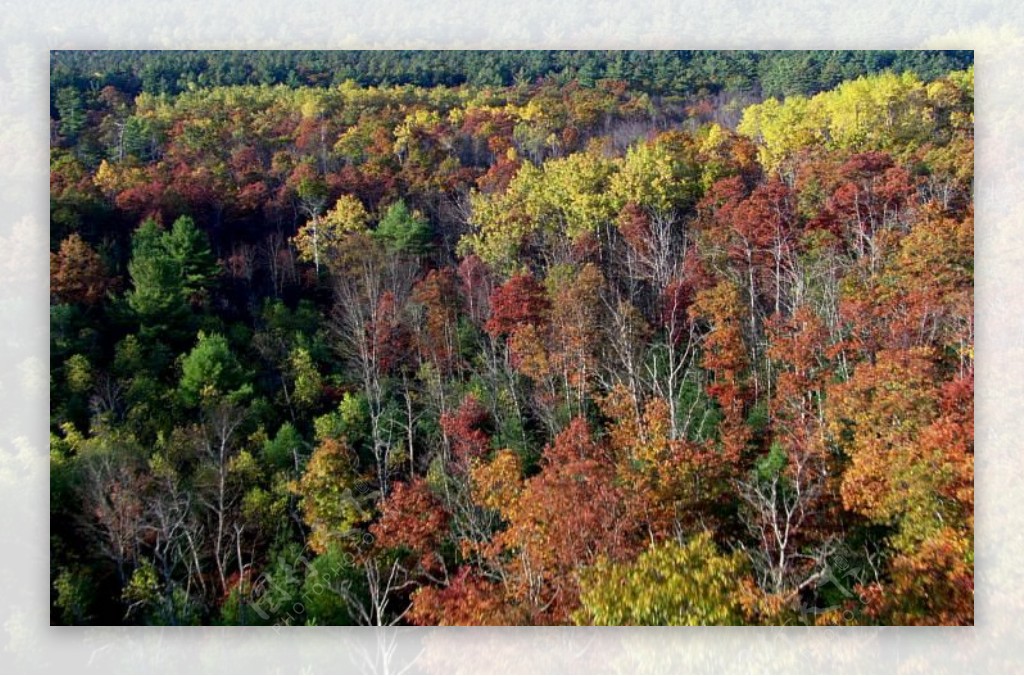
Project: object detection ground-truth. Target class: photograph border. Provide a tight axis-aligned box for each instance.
[3,1,1012,672]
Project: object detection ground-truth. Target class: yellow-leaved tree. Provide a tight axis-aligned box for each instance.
[293,194,370,273]
[575,531,747,625]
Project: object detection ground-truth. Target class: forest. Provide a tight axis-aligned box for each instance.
[50,50,973,626]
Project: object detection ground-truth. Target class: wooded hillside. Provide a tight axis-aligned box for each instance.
[50,51,974,626]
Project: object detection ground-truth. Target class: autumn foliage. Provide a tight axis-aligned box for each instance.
[50,54,973,626]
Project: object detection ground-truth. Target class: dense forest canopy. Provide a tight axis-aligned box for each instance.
[50,50,973,626]
[51,49,973,104]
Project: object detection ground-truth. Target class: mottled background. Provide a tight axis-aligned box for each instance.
[1,0,1012,672]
